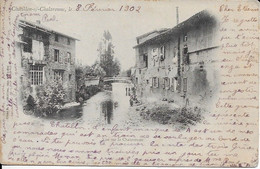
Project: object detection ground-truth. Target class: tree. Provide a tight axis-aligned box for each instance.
[103,30,112,41]
[126,68,131,77]
[112,58,120,76]
[120,68,132,77]
[84,65,93,76]
[92,61,106,77]
[98,30,121,77]
[75,66,85,90]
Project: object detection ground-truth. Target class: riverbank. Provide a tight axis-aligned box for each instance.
[76,85,101,103]
[134,102,205,129]
[23,85,102,120]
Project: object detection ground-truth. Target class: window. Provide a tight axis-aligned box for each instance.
[67,52,71,64]
[152,77,159,88]
[29,65,44,85]
[172,47,178,64]
[177,77,181,92]
[139,69,141,74]
[163,77,170,89]
[54,70,64,81]
[143,54,148,67]
[32,40,44,60]
[171,77,177,92]
[54,49,59,62]
[55,34,59,42]
[152,48,157,54]
[69,74,72,81]
[23,37,32,53]
[152,48,158,66]
[183,78,187,92]
[183,46,189,64]
[136,77,138,84]
[160,46,165,61]
[183,46,188,54]
[183,33,188,42]
[67,38,70,45]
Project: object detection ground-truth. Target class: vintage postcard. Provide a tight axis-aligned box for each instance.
[0,0,259,167]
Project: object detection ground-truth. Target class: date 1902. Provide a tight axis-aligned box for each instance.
[119,5,141,13]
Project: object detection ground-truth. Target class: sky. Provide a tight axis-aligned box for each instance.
[15,0,213,71]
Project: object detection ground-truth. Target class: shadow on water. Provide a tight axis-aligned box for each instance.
[41,105,83,120]
[101,100,114,124]
[38,82,130,123]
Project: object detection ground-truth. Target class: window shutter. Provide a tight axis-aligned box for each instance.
[163,46,166,59]
[171,78,174,92]
[59,52,62,63]
[150,78,153,87]
[157,77,159,88]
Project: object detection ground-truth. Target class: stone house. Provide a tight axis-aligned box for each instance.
[17,20,78,104]
[132,10,220,105]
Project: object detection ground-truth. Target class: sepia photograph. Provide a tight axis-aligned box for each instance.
[18,7,219,129]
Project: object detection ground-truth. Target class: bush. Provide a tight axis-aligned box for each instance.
[34,77,66,116]
[76,85,101,102]
[140,104,204,127]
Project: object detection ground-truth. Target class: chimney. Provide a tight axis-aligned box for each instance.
[176,7,179,25]
[36,20,41,24]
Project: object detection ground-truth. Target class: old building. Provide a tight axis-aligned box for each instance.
[17,20,78,103]
[132,10,220,105]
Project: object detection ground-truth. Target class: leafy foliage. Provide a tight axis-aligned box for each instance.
[76,85,101,103]
[120,68,132,77]
[35,77,66,115]
[98,30,121,77]
[140,104,204,128]
[92,61,106,77]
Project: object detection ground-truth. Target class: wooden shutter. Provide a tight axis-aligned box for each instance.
[157,77,159,88]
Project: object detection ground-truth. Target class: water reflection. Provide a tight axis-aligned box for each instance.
[42,105,83,120]
[33,82,152,127]
[101,100,114,124]
[76,82,133,125]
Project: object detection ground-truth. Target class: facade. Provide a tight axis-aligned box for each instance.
[133,10,220,105]
[17,20,78,103]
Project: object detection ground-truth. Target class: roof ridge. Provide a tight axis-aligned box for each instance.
[19,20,80,41]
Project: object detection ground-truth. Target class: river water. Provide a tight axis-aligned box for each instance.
[76,83,150,127]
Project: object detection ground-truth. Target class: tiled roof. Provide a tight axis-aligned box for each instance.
[136,28,169,40]
[133,10,216,48]
[19,20,80,41]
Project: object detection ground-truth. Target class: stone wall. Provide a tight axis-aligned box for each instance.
[19,25,76,103]
[133,13,219,107]
[48,34,76,102]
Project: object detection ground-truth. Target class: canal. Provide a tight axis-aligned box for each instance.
[76,82,150,127]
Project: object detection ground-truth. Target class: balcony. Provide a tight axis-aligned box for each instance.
[28,59,46,65]
[22,52,47,65]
